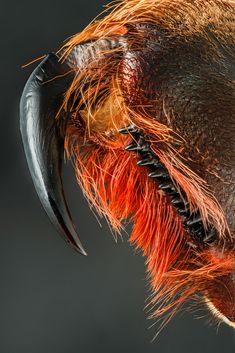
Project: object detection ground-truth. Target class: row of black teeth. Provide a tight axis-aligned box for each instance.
[119,125,217,246]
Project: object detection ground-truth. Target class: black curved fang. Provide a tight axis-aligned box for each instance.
[120,125,217,246]
[20,53,87,255]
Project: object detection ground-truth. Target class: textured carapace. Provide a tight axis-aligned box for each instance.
[20,0,235,332]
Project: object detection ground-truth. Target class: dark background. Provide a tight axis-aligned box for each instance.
[1,0,235,352]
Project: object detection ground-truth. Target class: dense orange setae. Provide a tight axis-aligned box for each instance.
[59,0,234,330]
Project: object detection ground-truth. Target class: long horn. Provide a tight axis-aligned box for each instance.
[20,52,87,254]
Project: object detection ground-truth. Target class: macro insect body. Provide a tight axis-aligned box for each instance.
[20,0,235,331]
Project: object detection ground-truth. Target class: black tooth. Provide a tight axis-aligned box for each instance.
[143,151,155,157]
[148,169,169,178]
[119,125,140,135]
[139,144,150,153]
[186,214,202,226]
[125,143,142,151]
[153,161,163,168]
[176,201,189,211]
[133,131,142,138]
[137,158,156,166]
[158,182,175,191]
[177,209,186,215]
[178,208,190,216]
[171,197,183,205]
[119,126,130,134]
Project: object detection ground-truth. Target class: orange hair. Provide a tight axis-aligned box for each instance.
[59,0,234,331]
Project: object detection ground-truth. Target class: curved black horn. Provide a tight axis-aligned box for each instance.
[20,53,87,255]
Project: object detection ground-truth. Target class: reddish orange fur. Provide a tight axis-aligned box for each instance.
[60,0,234,328]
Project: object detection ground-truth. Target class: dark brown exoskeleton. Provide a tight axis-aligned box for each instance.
[20,0,235,331]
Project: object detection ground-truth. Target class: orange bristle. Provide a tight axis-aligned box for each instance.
[60,0,234,330]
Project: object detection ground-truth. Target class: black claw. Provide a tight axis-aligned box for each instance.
[20,53,87,255]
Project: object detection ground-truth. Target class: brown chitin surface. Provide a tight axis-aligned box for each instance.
[118,3,235,325]
[62,0,235,328]
[120,21,235,239]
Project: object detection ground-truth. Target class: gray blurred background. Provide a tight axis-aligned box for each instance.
[1,0,235,352]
